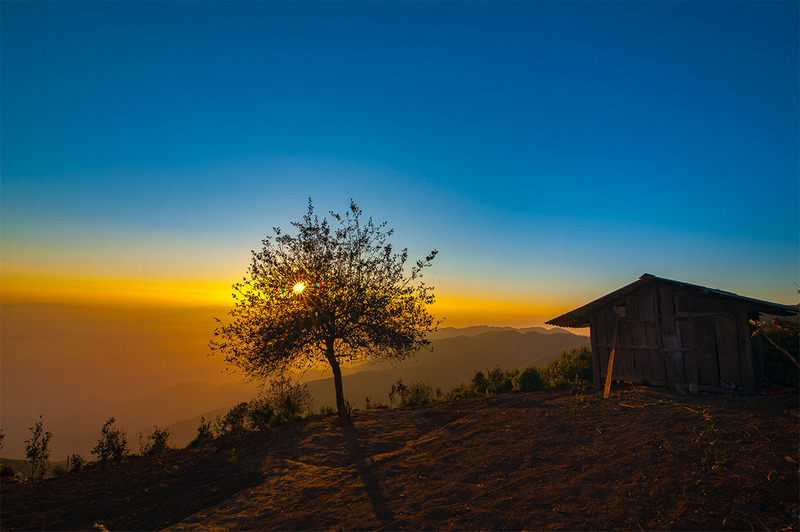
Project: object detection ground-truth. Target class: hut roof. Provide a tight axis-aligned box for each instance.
[546,273,798,328]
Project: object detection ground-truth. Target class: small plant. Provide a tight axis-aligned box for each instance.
[92,417,129,470]
[188,417,215,448]
[389,379,408,405]
[25,415,53,481]
[68,453,85,474]
[692,410,720,471]
[319,405,336,416]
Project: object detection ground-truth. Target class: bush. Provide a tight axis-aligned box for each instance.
[246,397,276,431]
[212,378,313,436]
[443,382,481,401]
[68,453,85,474]
[306,405,337,420]
[470,371,487,395]
[25,415,52,481]
[140,426,171,455]
[486,367,515,394]
[513,366,545,392]
[762,316,799,387]
[214,402,250,436]
[188,417,215,448]
[543,345,593,389]
[266,376,313,421]
[92,417,128,470]
[389,378,439,408]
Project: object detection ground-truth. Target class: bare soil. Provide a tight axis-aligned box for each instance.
[2,386,798,531]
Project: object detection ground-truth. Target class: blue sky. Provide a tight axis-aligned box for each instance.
[2,0,798,325]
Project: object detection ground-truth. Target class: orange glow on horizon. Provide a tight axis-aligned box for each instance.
[1,265,586,329]
[0,266,233,307]
[431,295,584,329]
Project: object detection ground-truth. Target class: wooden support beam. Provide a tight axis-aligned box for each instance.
[603,314,620,399]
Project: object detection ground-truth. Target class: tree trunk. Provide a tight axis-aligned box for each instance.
[326,343,351,426]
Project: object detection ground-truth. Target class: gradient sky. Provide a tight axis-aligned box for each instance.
[2,0,798,326]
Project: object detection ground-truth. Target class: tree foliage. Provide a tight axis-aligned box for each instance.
[25,415,52,481]
[542,345,593,388]
[139,426,172,456]
[211,200,438,424]
[92,417,128,470]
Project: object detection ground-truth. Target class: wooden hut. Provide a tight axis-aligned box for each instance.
[546,274,798,394]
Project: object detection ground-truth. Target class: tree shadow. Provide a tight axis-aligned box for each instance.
[339,425,395,528]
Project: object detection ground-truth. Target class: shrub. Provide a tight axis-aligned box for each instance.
[307,405,337,420]
[68,453,85,474]
[188,417,215,448]
[470,371,488,395]
[246,397,276,431]
[266,376,313,421]
[214,402,250,436]
[92,417,128,470]
[319,405,336,416]
[543,345,593,389]
[389,378,439,408]
[513,366,546,392]
[761,316,799,386]
[140,426,171,455]
[443,382,481,401]
[486,367,515,394]
[25,415,52,481]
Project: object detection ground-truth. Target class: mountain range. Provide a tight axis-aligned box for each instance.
[2,326,587,458]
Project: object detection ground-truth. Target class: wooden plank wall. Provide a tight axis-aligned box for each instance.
[715,314,741,385]
[587,280,762,392]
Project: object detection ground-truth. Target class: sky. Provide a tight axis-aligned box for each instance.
[2,0,799,325]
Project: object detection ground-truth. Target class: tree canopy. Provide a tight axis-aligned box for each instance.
[211,200,438,424]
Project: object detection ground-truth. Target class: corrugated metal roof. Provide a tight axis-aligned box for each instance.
[545,273,799,328]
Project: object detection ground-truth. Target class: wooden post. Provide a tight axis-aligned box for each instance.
[603,313,620,399]
[735,301,756,394]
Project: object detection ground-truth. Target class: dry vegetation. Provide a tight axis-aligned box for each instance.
[2,385,797,531]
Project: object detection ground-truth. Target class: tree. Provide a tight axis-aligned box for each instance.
[211,199,438,425]
[92,417,128,470]
[25,415,52,481]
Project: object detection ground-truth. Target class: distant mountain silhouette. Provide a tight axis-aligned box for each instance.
[427,325,582,340]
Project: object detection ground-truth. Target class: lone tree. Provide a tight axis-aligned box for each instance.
[211,200,438,425]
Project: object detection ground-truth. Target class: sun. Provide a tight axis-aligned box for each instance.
[293,283,306,293]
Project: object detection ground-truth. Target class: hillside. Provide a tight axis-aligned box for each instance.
[151,328,587,450]
[2,386,797,531]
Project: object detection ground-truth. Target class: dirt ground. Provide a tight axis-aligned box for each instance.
[2,385,798,531]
